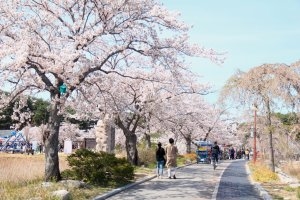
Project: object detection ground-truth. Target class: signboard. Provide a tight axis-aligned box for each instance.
[64,140,72,154]
[198,146,207,151]
[84,138,96,149]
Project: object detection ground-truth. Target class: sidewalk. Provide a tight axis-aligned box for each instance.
[94,160,268,200]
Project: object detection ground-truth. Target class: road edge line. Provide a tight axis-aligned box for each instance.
[211,161,226,200]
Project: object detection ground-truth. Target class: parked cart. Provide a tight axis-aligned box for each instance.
[195,140,212,164]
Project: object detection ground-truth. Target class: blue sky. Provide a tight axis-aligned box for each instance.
[161,0,300,103]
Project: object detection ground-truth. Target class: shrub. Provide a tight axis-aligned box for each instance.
[176,155,185,166]
[137,143,156,167]
[62,149,134,186]
[183,153,197,162]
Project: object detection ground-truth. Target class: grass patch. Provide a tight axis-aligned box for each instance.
[249,161,300,200]
[177,153,196,166]
[0,180,53,200]
[0,179,112,200]
[134,166,155,174]
[248,162,279,183]
[284,186,296,192]
[261,183,300,200]
[0,153,119,200]
[271,194,284,200]
[0,153,69,183]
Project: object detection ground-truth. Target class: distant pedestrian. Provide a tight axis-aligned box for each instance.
[156,142,166,179]
[22,143,26,153]
[39,143,43,153]
[230,147,235,160]
[165,138,178,179]
[242,149,245,159]
[27,142,34,155]
[245,149,250,160]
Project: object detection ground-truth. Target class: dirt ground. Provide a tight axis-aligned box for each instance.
[261,183,299,200]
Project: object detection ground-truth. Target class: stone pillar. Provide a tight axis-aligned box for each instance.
[95,119,115,153]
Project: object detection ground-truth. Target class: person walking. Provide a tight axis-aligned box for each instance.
[38,143,43,154]
[242,149,245,159]
[211,141,220,169]
[230,147,235,160]
[165,138,178,179]
[156,142,166,179]
[245,148,250,160]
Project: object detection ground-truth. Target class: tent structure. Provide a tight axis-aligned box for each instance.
[0,131,27,153]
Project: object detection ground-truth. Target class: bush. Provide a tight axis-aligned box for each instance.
[61,149,134,186]
[183,153,197,162]
[176,155,185,166]
[137,143,156,167]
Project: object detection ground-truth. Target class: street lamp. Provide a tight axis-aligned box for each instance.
[252,103,258,163]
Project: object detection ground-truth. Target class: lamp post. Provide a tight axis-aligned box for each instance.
[252,103,258,163]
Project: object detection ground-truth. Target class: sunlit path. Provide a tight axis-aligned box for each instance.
[95,160,264,200]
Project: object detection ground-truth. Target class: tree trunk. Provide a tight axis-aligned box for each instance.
[185,134,192,153]
[268,131,275,172]
[115,115,139,165]
[266,99,275,172]
[125,133,139,165]
[258,137,265,159]
[43,101,61,181]
[144,133,151,148]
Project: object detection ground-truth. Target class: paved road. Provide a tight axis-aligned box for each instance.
[216,160,263,200]
[94,160,264,200]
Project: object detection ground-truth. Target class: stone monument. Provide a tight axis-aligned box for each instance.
[95,118,115,153]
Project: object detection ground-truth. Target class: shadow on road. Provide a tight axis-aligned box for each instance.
[106,164,219,200]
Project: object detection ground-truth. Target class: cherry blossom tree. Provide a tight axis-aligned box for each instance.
[59,122,81,144]
[68,69,213,164]
[0,0,222,180]
[149,90,233,153]
[220,63,300,172]
[156,94,210,153]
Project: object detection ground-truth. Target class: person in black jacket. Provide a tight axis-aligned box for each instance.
[211,141,220,165]
[156,142,166,179]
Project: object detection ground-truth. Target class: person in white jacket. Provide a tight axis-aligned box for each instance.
[165,138,178,179]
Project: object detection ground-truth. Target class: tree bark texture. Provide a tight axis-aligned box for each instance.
[268,131,275,172]
[266,98,275,172]
[115,115,140,165]
[43,101,61,181]
[125,133,139,165]
[144,133,151,148]
[185,134,192,154]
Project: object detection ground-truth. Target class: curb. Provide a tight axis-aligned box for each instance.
[93,162,195,200]
[253,183,273,200]
[93,174,157,200]
[245,162,273,200]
